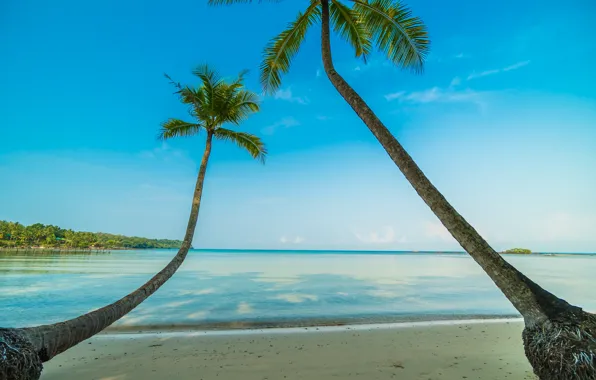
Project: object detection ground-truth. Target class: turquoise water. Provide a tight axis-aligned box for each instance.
[1,250,595,329]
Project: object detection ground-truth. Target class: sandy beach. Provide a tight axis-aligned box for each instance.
[41,320,537,380]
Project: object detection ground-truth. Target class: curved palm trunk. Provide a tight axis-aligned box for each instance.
[319,1,595,378]
[0,132,215,380]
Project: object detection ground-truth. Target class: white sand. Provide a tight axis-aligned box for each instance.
[41,320,537,380]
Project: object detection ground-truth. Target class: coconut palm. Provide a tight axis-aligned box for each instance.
[0,64,266,380]
[209,1,595,378]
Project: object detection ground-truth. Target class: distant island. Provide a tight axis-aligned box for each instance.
[501,248,532,255]
[0,220,183,250]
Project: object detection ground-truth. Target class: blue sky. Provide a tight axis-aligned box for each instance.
[1,0,595,252]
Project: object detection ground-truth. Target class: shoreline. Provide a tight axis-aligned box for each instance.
[105,313,521,334]
[104,316,524,338]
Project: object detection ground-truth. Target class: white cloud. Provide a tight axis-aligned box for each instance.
[280,235,305,244]
[503,60,531,71]
[261,116,300,135]
[354,226,406,244]
[354,66,361,71]
[316,69,321,77]
[467,60,531,80]
[424,221,454,242]
[274,88,310,105]
[385,87,487,107]
[384,91,406,101]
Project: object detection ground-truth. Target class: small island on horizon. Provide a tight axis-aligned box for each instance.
[0,220,183,251]
[500,248,533,255]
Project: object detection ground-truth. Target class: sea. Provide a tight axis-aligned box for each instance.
[1,249,594,330]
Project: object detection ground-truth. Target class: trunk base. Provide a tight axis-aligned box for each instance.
[0,329,42,380]
[523,311,596,380]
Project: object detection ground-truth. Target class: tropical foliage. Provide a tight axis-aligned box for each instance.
[160,65,267,162]
[209,0,429,93]
[502,248,532,254]
[0,220,183,249]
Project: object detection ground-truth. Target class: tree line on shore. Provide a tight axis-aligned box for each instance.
[0,220,183,249]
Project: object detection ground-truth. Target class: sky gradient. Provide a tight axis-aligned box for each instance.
[1,0,595,252]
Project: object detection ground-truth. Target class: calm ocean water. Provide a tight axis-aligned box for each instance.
[1,250,595,329]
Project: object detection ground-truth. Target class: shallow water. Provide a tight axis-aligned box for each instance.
[1,250,594,328]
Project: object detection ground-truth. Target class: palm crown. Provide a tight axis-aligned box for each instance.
[208,0,429,94]
[160,64,267,162]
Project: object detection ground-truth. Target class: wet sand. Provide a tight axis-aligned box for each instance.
[41,320,537,380]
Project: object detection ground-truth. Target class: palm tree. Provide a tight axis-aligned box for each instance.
[209,1,595,378]
[0,65,266,380]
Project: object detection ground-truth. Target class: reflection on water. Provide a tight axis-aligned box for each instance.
[1,250,595,328]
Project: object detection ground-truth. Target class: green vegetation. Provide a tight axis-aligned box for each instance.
[502,248,532,254]
[0,220,183,249]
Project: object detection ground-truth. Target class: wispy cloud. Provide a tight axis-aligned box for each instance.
[450,76,462,87]
[467,60,531,80]
[280,235,305,244]
[347,59,389,74]
[138,142,186,162]
[316,69,321,77]
[453,52,471,59]
[385,87,486,106]
[354,226,406,244]
[316,115,331,121]
[261,117,300,135]
[274,88,310,105]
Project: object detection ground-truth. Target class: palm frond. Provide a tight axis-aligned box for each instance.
[260,1,321,93]
[224,69,250,96]
[192,64,225,112]
[213,128,267,163]
[158,119,204,140]
[164,73,182,90]
[330,0,372,62]
[223,88,261,125]
[352,0,429,72]
[176,86,203,106]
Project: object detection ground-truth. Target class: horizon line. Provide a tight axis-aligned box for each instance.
[186,248,596,255]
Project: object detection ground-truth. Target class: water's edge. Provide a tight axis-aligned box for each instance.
[103,313,521,334]
[101,316,524,338]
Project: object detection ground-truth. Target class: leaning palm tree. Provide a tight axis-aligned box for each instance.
[0,64,266,380]
[209,1,595,379]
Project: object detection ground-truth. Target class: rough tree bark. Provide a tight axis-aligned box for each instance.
[319,1,595,378]
[0,132,215,380]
